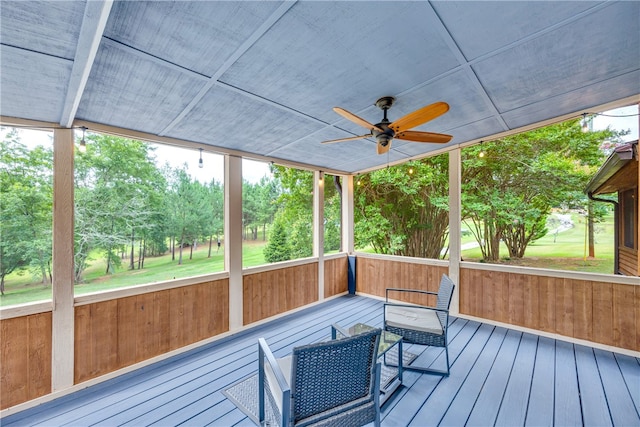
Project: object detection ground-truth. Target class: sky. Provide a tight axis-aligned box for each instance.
[5,105,638,180]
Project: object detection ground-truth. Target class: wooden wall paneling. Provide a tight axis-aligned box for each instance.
[323,257,348,298]
[117,296,138,368]
[74,305,93,383]
[522,274,540,330]
[1,317,29,408]
[169,286,187,349]
[592,282,614,347]
[213,280,229,335]
[612,284,637,351]
[157,291,171,355]
[0,313,52,409]
[28,313,52,401]
[537,276,556,333]
[508,273,525,327]
[458,269,471,315]
[480,269,496,321]
[572,279,593,342]
[555,279,574,338]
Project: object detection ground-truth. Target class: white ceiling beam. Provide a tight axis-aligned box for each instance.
[59,0,114,128]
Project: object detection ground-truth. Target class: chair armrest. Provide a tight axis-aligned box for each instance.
[386,287,437,302]
[384,302,449,314]
[258,338,290,425]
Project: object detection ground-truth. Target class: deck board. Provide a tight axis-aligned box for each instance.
[2,295,639,427]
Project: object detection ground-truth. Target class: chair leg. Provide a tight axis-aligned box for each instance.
[398,346,450,376]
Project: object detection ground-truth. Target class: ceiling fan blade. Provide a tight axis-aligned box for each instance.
[395,130,452,144]
[333,107,383,132]
[377,141,391,155]
[321,134,372,144]
[389,102,449,133]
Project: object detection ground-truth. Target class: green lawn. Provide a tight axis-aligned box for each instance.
[0,213,617,307]
[1,240,268,307]
[461,213,614,273]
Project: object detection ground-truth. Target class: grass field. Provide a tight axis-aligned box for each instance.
[0,240,268,307]
[0,213,617,307]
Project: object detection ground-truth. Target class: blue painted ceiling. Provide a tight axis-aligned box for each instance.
[1,1,638,174]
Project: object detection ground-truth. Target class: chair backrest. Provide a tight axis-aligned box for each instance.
[290,328,381,425]
[436,274,455,327]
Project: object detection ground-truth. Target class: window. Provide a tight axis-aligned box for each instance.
[1,127,53,307]
[244,162,313,266]
[73,134,224,295]
[323,174,342,254]
[621,189,637,249]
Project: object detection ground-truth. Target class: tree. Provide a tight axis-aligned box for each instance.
[271,167,314,258]
[461,119,620,261]
[263,218,292,262]
[354,155,450,258]
[74,134,166,281]
[0,130,53,293]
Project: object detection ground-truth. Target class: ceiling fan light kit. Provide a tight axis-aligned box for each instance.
[322,96,453,154]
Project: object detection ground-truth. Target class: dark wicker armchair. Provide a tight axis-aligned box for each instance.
[383,273,455,376]
[258,328,382,427]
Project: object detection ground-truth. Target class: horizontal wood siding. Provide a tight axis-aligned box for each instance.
[0,312,52,410]
[460,267,639,351]
[618,246,638,276]
[74,279,229,383]
[324,256,348,298]
[356,256,448,304]
[243,263,318,325]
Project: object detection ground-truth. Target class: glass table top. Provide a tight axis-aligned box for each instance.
[347,323,402,355]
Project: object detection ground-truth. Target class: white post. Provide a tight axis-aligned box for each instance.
[225,155,243,330]
[52,128,75,391]
[448,148,462,315]
[341,175,355,254]
[314,171,325,300]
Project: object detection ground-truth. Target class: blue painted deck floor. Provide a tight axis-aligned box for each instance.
[3,295,639,426]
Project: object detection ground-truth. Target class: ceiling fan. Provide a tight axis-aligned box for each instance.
[322,96,452,154]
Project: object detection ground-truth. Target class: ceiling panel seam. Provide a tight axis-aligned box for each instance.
[101,37,210,80]
[426,1,508,131]
[466,1,611,66]
[502,69,640,118]
[158,0,298,137]
[60,0,114,128]
[0,43,73,62]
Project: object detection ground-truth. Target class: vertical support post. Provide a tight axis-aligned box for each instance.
[314,171,325,301]
[448,148,462,315]
[341,175,355,254]
[52,128,75,391]
[225,155,243,330]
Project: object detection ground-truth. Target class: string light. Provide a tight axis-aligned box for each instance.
[198,148,203,168]
[478,141,485,158]
[581,113,589,133]
[78,127,87,153]
[318,171,323,184]
[408,167,414,175]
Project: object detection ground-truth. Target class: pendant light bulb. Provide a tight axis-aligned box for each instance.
[478,141,485,158]
[198,148,204,168]
[581,113,589,133]
[78,127,87,153]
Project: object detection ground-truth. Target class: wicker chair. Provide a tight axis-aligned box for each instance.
[258,328,382,427]
[384,274,455,376]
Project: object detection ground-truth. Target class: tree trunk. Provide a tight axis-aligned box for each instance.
[178,231,184,265]
[588,203,595,258]
[171,236,175,261]
[0,275,5,295]
[137,238,143,269]
[141,242,146,269]
[208,235,213,258]
[189,240,194,260]
[129,228,135,270]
